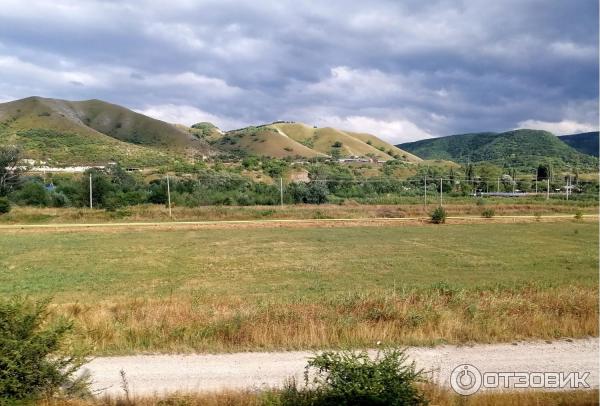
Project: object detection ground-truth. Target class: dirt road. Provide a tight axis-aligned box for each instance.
[0,214,595,234]
[85,338,598,396]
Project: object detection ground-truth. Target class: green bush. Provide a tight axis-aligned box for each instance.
[574,210,583,220]
[481,208,495,218]
[0,197,10,214]
[12,181,49,206]
[279,349,428,405]
[430,206,446,224]
[0,297,89,402]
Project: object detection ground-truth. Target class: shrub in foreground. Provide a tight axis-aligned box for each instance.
[278,349,428,405]
[429,206,446,224]
[0,297,89,402]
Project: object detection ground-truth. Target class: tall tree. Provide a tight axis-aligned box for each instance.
[0,146,22,196]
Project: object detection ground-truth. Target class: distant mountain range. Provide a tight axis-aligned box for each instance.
[0,97,419,165]
[0,96,597,170]
[558,132,599,157]
[397,129,598,170]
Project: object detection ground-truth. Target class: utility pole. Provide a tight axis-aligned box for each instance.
[166,175,172,218]
[89,173,93,209]
[546,178,550,200]
[439,177,443,206]
[279,177,284,207]
[566,175,570,201]
[497,177,500,193]
[424,176,427,206]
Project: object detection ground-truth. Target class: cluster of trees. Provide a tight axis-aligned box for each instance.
[1,146,598,211]
[4,168,289,209]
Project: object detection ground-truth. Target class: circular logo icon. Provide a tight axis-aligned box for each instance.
[450,364,482,395]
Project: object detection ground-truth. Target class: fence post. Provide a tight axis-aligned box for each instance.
[280,177,284,207]
[89,173,93,209]
[166,175,172,218]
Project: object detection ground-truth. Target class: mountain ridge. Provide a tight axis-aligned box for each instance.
[397,129,598,170]
[558,131,599,157]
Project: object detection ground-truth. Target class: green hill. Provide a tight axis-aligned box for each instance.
[559,132,599,157]
[398,129,598,170]
[0,96,214,165]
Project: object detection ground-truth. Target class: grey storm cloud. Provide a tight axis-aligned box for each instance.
[0,0,597,143]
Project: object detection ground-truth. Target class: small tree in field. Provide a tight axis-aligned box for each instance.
[430,206,446,224]
[0,297,89,402]
[481,208,495,218]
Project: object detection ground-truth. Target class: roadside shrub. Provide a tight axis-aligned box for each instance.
[481,208,495,218]
[574,210,583,220]
[430,206,446,224]
[279,349,428,405]
[0,197,10,214]
[0,297,89,402]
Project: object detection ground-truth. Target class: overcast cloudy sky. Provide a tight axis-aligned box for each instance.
[0,0,597,143]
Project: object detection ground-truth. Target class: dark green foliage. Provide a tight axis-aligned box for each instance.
[0,197,10,214]
[0,297,89,401]
[559,132,599,157]
[331,141,343,148]
[399,129,598,171]
[262,158,288,178]
[481,208,495,218]
[278,349,428,406]
[11,180,49,206]
[288,181,329,204]
[430,206,446,224]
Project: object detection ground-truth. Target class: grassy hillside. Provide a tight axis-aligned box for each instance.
[559,132,599,157]
[343,130,421,162]
[398,129,598,170]
[215,126,325,158]
[237,122,422,161]
[0,96,214,165]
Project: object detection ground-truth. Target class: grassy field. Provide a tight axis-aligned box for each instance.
[42,389,600,406]
[1,221,597,354]
[0,200,596,225]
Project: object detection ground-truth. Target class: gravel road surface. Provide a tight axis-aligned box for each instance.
[85,338,598,396]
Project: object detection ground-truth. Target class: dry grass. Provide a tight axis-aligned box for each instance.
[0,201,596,225]
[40,388,599,406]
[55,284,598,354]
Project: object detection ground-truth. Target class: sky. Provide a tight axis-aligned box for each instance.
[0,0,598,144]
